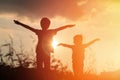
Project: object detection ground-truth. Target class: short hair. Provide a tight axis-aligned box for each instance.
[40,17,50,30]
[73,34,83,44]
[74,34,82,41]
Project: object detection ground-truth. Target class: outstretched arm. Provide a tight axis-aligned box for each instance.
[13,20,37,32]
[84,38,100,48]
[58,43,72,48]
[54,24,75,32]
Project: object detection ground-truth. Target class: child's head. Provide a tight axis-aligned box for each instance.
[40,17,50,30]
[73,34,83,45]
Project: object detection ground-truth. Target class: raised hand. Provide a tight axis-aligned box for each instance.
[57,43,62,46]
[13,20,20,24]
[13,20,36,32]
[65,24,75,28]
[94,38,100,42]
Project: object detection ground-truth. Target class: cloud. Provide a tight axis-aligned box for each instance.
[0,0,107,20]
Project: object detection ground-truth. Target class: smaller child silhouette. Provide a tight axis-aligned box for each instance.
[58,34,100,80]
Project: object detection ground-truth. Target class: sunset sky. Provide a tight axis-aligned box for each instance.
[0,0,120,74]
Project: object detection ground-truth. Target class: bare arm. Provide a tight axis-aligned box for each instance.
[54,24,75,32]
[13,20,37,32]
[84,38,100,48]
[58,43,72,48]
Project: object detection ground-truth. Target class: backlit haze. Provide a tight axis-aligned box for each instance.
[0,0,120,74]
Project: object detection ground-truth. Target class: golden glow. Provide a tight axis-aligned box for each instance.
[0,0,120,75]
[52,1,120,74]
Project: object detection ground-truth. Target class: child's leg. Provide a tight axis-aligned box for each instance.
[36,48,44,70]
[44,53,50,71]
[37,53,44,69]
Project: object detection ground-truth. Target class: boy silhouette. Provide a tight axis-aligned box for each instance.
[58,34,100,80]
[13,17,75,71]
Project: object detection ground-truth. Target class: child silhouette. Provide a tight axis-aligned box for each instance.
[13,17,75,71]
[58,34,100,80]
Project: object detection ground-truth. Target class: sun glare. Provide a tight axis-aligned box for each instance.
[52,39,58,49]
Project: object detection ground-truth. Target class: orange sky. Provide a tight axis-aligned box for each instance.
[0,0,120,74]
